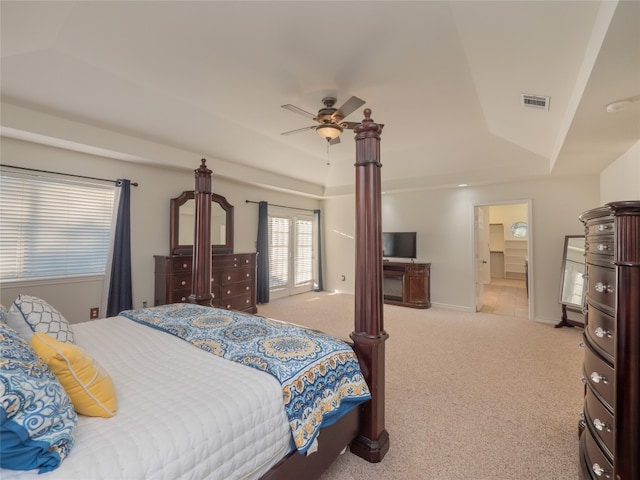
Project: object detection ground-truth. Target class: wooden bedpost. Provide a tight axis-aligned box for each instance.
[189,158,213,306]
[350,109,390,462]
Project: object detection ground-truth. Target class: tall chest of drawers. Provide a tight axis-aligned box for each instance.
[154,252,257,314]
[578,201,640,480]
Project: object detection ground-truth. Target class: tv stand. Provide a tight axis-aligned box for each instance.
[383,261,431,308]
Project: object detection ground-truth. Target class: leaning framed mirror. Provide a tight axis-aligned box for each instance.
[170,191,234,255]
[556,235,586,327]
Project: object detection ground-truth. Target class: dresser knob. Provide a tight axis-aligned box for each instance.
[581,376,587,385]
[246,273,250,278]
[594,327,612,339]
[181,280,186,286]
[596,224,611,232]
[182,263,188,268]
[227,290,231,295]
[181,296,186,301]
[227,275,231,281]
[590,372,607,384]
[226,304,231,309]
[592,463,610,477]
[593,418,611,432]
[594,282,612,293]
[246,286,250,291]
[578,341,585,349]
[596,244,610,252]
[234,263,238,267]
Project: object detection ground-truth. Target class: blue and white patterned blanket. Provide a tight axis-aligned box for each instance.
[120,304,370,453]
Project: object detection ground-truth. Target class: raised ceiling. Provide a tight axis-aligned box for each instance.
[1,1,638,196]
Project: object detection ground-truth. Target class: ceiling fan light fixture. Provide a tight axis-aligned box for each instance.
[316,123,342,141]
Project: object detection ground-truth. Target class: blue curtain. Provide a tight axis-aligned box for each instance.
[106,179,132,317]
[314,209,324,291]
[256,201,270,304]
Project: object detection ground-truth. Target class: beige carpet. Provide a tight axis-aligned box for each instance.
[257,292,584,480]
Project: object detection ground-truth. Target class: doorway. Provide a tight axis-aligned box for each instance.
[474,201,532,319]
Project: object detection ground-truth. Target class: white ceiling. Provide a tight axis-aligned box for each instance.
[1,1,639,196]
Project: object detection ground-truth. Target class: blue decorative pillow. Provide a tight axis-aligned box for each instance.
[0,323,77,473]
[7,295,76,344]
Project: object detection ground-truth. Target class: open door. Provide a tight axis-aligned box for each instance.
[474,205,491,312]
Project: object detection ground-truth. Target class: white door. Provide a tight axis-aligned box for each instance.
[268,212,316,299]
[474,205,491,311]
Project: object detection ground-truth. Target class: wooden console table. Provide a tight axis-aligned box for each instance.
[383,261,431,308]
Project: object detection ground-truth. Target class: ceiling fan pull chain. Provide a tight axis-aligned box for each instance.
[326,140,331,165]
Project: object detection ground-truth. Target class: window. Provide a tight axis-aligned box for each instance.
[268,211,316,298]
[0,171,115,282]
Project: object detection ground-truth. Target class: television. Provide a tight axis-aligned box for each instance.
[382,232,417,259]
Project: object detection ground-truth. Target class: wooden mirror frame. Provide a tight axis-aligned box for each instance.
[170,190,234,255]
[556,234,586,328]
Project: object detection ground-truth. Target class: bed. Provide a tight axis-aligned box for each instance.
[0,109,388,479]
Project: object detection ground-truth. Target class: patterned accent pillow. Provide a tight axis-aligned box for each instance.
[0,323,77,473]
[30,332,117,418]
[0,304,8,325]
[7,295,76,344]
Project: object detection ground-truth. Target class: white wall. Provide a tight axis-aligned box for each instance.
[323,175,600,322]
[600,140,640,203]
[0,137,320,323]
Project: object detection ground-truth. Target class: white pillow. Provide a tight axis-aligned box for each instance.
[7,294,76,344]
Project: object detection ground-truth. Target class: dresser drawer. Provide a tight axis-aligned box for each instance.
[214,253,255,269]
[221,267,254,285]
[220,282,252,299]
[586,219,614,237]
[585,385,614,460]
[586,265,616,312]
[585,304,615,362]
[214,292,253,311]
[583,340,614,412]
[168,289,191,303]
[170,273,192,290]
[581,428,614,480]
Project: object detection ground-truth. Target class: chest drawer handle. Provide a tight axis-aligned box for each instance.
[181,280,186,286]
[596,244,610,252]
[592,463,610,478]
[594,282,612,293]
[227,275,232,281]
[182,263,188,268]
[227,289,231,295]
[593,418,611,432]
[596,224,611,232]
[594,327,612,339]
[590,372,607,384]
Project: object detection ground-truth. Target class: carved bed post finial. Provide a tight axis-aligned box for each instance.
[189,158,213,306]
[350,109,390,463]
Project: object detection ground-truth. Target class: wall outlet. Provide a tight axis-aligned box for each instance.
[90,307,99,319]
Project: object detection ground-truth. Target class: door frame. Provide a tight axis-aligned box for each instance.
[472,200,533,319]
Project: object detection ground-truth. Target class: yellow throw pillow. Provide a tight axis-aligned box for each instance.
[30,332,117,418]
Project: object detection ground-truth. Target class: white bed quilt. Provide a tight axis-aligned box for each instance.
[1,316,292,480]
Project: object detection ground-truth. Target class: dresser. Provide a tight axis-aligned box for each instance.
[578,201,640,480]
[154,252,257,314]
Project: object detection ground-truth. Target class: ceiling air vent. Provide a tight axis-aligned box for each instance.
[521,94,550,111]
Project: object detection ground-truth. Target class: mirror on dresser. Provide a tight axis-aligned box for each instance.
[556,235,586,328]
[170,190,234,255]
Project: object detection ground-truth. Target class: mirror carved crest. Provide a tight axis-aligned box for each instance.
[170,191,234,255]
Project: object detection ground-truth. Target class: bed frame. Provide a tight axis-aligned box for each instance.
[189,108,389,479]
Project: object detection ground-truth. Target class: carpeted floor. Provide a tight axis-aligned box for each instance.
[257,291,584,480]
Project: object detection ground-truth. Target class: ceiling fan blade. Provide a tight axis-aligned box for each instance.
[281,104,317,120]
[332,96,365,121]
[281,125,317,136]
[329,136,341,146]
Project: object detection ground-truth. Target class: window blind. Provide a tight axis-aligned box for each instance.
[0,172,115,282]
[268,216,289,290]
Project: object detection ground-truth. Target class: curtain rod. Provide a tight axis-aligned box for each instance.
[245,200,317,213]
[1,164,139,187]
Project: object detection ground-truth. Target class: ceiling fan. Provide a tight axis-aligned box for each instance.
[280,96,366,145]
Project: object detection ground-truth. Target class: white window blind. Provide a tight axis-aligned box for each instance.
[268,216,289,290]
[294,219,313,286]
[0,172,115,282]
